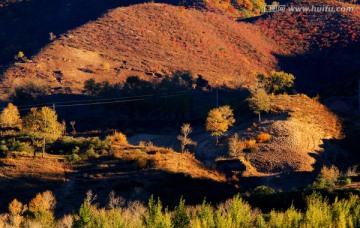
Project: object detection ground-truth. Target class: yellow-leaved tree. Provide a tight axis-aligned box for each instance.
[247,87,271,123]
[0,103,21,129]
[206,105,235,144]
[22,107,64,158]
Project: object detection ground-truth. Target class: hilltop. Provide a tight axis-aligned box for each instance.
[0,3,280,97]
[1,0,360,98]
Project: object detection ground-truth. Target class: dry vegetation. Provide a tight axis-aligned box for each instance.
[256,0,360,53]
[112,145,225,181]
[1,3,279,97]
[240,94,342,173]
[1,0,359,98]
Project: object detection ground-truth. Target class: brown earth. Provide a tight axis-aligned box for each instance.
[0,3,280,98]
[245,94,343,173]
[130,95,343,175]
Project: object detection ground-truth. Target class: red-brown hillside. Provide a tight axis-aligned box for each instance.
[256,0,360,53]
[0,3,279,97]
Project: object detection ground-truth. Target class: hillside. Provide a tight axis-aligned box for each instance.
[244,94,342,173]
[255,0,360,92]
[0,147,231,215]
[1,0,360,98]
[0,3,279,98]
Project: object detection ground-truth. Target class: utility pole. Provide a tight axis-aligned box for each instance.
[53,103,56,112]
[215,80,219,108]
[216,87,219,108]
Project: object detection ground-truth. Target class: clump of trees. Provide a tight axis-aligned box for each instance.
[0,103,64,158]
[247,70,295,122]
[1,190,360,227]
[22,107,64,158]
[258,71,295,95]
[206,105,235,144]
[310,165,353,189]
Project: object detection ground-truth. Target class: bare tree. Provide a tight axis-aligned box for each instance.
[107,191,125,210]
[70,121,76,135]
[228,133,245,157]
[62,120,66,135]
[177,123,197,153]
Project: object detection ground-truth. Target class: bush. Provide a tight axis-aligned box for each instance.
[336,176,351,186]
[134,157,148,169]
[257,133,271,143]
[50,137,110,159]
[73,199,94,227]
[244,139,256,148]
[11,141,34,154]
[67,153,81,163]
[311,165,340,189]
[10,81,50,104]
[106,132,128,147]
[0,144,9,157]
[252,185,276,196]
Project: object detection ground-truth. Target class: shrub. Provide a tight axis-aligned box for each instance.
[101,62,111,71]
[258,71,295,94]
[106,131,128,146]
[244,139,256,148]
[336,176,351,186]
[304,193,331,227]
[85,148,97,158]
[0,144,8,157]
[311,165,340,189]
[252,185,276,196]
[67,153,81,163]
[215,195,253,227]
[257,133,271,143]
[134,157,148,169]
[10,81,50,104]
[10,141,34,154]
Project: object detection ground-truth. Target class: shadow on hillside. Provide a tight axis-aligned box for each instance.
[0,176,64,215]
[0,153,237,217]
[8,82,250,133]
[273,44,360,96]
[0,165,236,217]
[0,0,181,71]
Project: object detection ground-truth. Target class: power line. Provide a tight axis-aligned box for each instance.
[14,92,191,111]
[14,90,189,108]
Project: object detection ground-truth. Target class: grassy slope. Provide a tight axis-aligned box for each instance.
[1,3,279,97]
[2,0,360,97]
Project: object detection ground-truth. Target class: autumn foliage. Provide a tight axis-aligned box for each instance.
[206,106,235,144]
